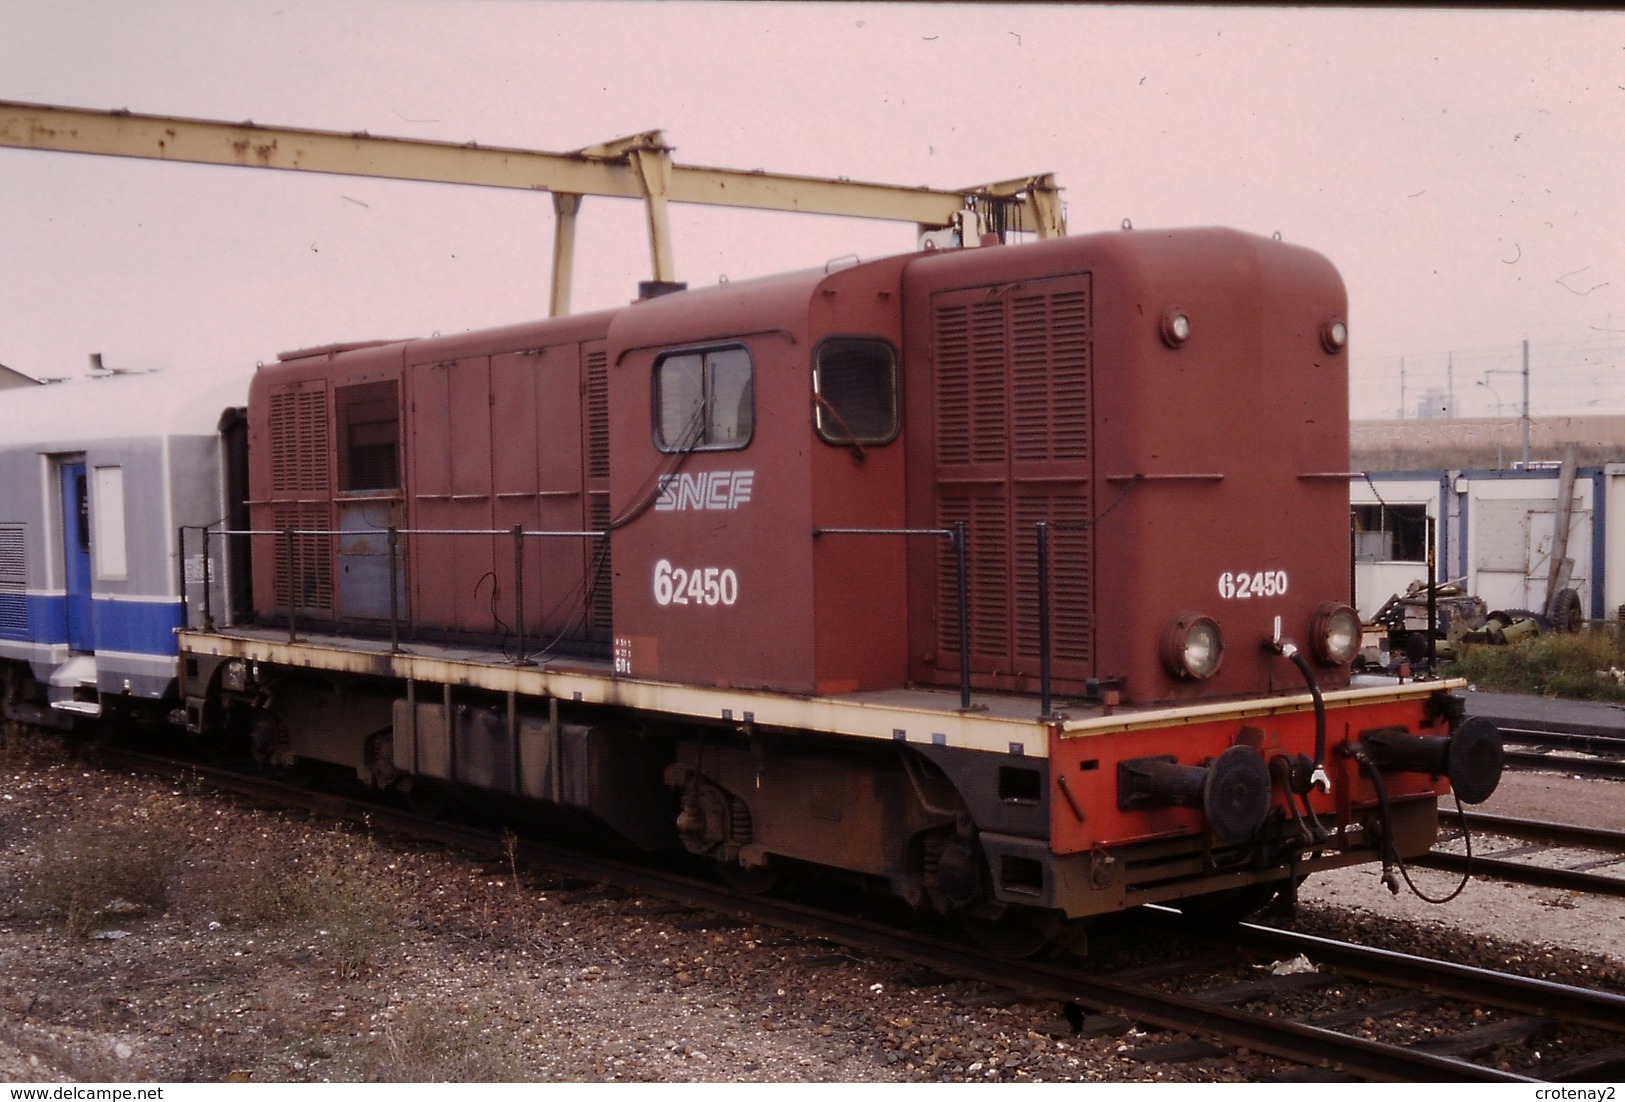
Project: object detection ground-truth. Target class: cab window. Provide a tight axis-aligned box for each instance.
[814,338,899,446]
[655,347,753,451]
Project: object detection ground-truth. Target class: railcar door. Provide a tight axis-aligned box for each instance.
[59,461,94,652]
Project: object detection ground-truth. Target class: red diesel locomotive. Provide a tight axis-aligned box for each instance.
[177,224,1501,939]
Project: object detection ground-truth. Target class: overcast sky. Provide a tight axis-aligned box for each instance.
[2,2,1620,420]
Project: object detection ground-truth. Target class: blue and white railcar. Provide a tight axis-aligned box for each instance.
[0,369,247,724]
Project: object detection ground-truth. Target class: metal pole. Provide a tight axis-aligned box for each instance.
[953,521,971,711]
[1521,339,1531,467]
[1426,515,1437,677]
[1036,521,1052,719]
[283,527,297,643]
[388,526,400,655]
[201,525,214,631]
[177,527,188,630]
[513,525,532,666]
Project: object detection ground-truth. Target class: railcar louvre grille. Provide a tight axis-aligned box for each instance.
[270,505,334,613]
[269,384,331,494]
[932,276,1094,670]
[586,349,610,479]
[588,494,612,638]
[0,525,26,638]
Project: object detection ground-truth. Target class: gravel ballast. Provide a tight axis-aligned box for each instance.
[2,741,1620,1083]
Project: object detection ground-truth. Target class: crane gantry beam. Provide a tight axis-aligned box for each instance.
[0,100,1065,315]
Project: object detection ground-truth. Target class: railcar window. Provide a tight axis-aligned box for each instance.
[814,338,899,446]
[654,347,754,451]
[91,466,127,579]
[336,381,400,491]
[1352,503,1428,563]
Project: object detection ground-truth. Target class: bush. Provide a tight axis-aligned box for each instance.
[28,821,182,938]
[192,835,402,978]
[373,1001,531,1082]
[1451,626,1625,701]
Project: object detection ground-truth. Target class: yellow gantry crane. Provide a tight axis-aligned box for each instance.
[0,100,1065,316]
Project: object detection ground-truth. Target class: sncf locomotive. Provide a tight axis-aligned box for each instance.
[2,224,1503,943]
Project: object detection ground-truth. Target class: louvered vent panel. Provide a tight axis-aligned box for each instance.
[0,525,26,638]
[933,305,970,465]
[1013,495,1092,663]
[269,384,331,494]
[1010,286,1091,462]
[587,494,612,637]
[586,350,610,479]
[1011,296,1051,462]
[931,275,1094,683]
[934,496,1013,659]
[970,302,1008,465]
[270,506,334,612]
[269,391,295,492]
[934,496,970,656]
[1049,288,1091,460]
[296,390,330,492]
[970,495,1010,656]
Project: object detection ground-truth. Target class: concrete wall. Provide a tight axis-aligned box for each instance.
[1352,415,1625,472]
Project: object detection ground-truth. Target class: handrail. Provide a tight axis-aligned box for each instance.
[181,523,605,663]
[186,519,1068,716]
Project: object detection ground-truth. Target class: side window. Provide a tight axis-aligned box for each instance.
[336,381,400,491]
[1352,503,1428,563]
[92,466,127,579]
[654,347,754,451]
[814,338,899,446]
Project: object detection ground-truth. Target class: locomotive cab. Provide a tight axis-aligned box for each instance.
[604,257,917,695]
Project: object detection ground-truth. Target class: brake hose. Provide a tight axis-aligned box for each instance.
[1347,745,1472,904]
[1278,644,1330,794]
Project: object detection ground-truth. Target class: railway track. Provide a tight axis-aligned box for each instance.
[85,744,1625,1083]
[1420,809,1625,897]
[1491,723,1625,781]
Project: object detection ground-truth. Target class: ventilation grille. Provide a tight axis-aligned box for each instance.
[1014,496,1091,661]
[586,349,609,480]
[587,495,612,639]
[931,276,1094,674]
[1012,290,1090,461]
[0,525,26,638]
[269,384,331,494]
[270,506,333,613]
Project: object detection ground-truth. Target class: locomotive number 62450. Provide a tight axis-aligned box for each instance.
[654,559,740,607]
[1218,570,1289,600]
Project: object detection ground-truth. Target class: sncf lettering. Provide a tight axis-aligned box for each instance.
[654,470,754,511]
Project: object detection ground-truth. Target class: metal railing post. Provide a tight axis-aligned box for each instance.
[388,526,401,654]
[177,526,188,630]
[953,521,970,711]
[201,524,215,631]
[283,526,298,643]
[513,525,533,666]
[1036,521,1051,719]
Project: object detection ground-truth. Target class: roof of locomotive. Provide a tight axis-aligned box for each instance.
[606,254,917,353]
[609,227,1344,350]
[0,366,251,452]
[263,307,622,380]
[249,225,1344,390]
